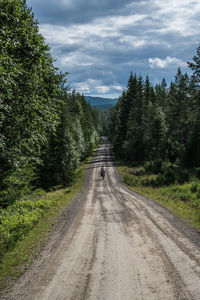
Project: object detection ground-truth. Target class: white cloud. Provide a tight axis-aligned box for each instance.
[33,0,200,96]
[119,36,147,48]
[39,0,200,77]
[74,79,110,94]
[111,85,123,91]
[150,0,200,37]
[96,85,110,94]
[60,0,74,8]
[40,13,147,47]
[96,84,123,94]
[73,79,123,95]
[60,53,97,67]
[39,14,150,71]
[148,56,186,69]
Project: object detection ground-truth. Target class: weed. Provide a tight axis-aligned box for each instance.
[0,159,88,293]
[129,166,146,176]
[123,175,138,186]
[117,165,200,229]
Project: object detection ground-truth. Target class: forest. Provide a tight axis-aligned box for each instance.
[1,0,200,208]
[1,1,200,294]
[0,0,100,209]
[109,51,200,186]
[1,0,200,247]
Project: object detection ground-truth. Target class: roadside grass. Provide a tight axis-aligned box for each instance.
[0,158,89,293]
[117,165,200,229]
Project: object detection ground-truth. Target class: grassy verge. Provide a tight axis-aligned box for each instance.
[0,158,89,293]
[117,165,200,229]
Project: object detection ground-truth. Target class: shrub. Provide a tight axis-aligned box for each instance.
[190,182,199,193]
[176,169,190,184]
[123,175,137,186]
[194,184,200,199]
[152,159,163,174]
[157,168,176,186]
[194,168,200,179]
[141,178,150,186]
[0,198,57,253]
[129,167,146,176]
[141,177,158,187]
[144,160,166,174]
[0,160,35,208]
[144,161,154,173]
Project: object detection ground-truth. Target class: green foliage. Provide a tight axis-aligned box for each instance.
[119,165,200,212]
[0,159,89,292]
[0,0,65,206]
[143,161,189,186]
[144,160,163,174]
[123,175,138,186]
[37,91,100,190]
[190,181,200,193]
[176,169,190,184]
[188,43,200,84]
[194,168,200,178]
[0,159,35,207]
[110,45,200,181]
[0,197,57,254]
[96,108,111,135]
[156,172,175,186]
[169,185,200,208]
[0,1,101,206]
[129,166,146,176]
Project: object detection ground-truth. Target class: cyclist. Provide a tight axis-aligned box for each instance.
[100,165,106,179]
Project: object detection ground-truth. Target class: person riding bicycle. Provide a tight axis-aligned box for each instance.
[100,165,106,179]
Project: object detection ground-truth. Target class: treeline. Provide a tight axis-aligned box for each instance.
[94,107,111,136]
[37,90,100,190]
[0,0,100,208]
[109,45,200,184]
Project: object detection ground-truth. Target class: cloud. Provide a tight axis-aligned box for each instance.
[60,0,74,8]
[60,53,98,67]
[27,0,200,96]
[74,79,108,94]
[149,0,200,37]
[73,79,123,95]
[148,56,186,69]
[27,0,135,25]
[40,13,147,45]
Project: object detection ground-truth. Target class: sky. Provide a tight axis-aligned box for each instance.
[26,0,200,98]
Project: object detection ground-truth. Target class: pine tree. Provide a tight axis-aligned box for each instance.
[166,68,191,164]
[0,0,64,205]
[149,105,167,160]
[188,44,200,85]
[186,45,200,166]
[123,75,144,162]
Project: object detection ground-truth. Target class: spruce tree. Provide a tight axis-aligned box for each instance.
[0,0,64,205]
[188,44,200,85]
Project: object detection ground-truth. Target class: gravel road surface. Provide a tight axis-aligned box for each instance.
[7,138,200,300]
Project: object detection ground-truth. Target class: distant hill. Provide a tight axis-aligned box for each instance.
[84,96,118,108]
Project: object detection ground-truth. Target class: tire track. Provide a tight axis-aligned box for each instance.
[6,138,200,300]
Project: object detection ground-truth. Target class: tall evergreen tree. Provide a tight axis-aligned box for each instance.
[0,1,100,204]
[186,44,200,166]
[0,0,64,205]
[188,44,200,85]
[123,75,144,162]
[166,68,190,164]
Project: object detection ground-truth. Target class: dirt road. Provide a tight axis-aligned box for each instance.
[8,139,200,299]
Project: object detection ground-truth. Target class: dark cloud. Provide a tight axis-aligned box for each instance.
[27,0,200,97]
[27,0,134,25]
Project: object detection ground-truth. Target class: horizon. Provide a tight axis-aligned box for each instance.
[84,95,119,99]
